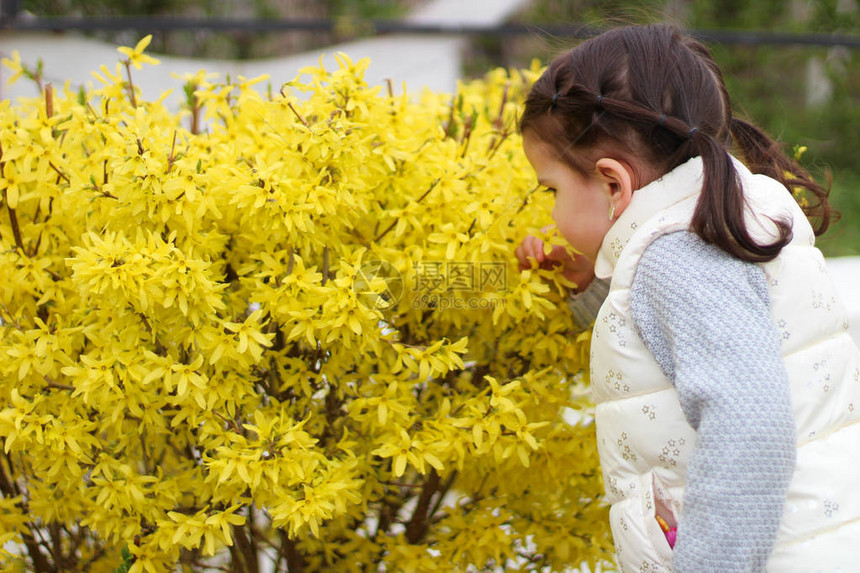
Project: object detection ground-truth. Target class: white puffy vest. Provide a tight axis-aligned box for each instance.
[590,156,860,572]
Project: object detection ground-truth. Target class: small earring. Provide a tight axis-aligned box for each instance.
[608,204,616,221]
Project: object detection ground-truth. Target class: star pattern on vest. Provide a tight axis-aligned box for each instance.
[824,498,840,518]
[602,312,628,347]
[616,432,637,462]
[606,369,630,393]
[658,438,685,468]
[641,404,657,420]
[813,358,832,393]
[777,319,791,343]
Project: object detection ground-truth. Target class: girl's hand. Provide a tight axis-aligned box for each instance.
[515,231,596,292]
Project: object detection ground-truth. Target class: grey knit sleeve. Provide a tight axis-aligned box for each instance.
[630,231,796,573]
[567,277,610,333]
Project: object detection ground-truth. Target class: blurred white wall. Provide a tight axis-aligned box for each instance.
[0,0,530,105]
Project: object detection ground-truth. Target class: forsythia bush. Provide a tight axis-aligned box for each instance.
[0,37,612,572]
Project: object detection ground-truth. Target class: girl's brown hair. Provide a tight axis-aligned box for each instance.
[520,24,836,263]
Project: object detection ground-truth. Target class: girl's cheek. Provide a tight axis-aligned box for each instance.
[551,197,567,222]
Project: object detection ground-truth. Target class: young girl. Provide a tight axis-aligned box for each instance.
[515,24,860,572]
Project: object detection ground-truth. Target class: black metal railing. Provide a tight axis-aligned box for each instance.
[2,6,859,50]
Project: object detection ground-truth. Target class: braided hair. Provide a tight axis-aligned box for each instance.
[520,24,836,263]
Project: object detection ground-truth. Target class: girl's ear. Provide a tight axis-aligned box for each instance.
[594,158,635,219]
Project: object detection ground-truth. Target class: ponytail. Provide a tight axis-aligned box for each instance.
[730,117,837,237]
[598,96,808,263]
[689,129,793,263]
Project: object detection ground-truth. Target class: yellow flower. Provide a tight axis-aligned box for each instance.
[0,50,24,84]
[117,35,161,69]
[372,427,415,477]
[223,309,275,360]
[0,160,25,209]
[427,223,470,260]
